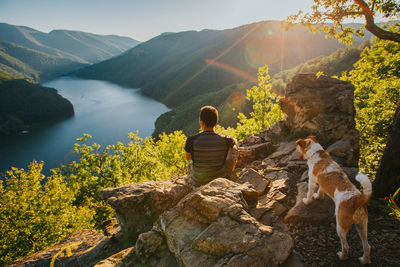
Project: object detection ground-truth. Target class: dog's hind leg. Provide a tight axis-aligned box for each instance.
[336,222,350,260]
[355,216,371,265]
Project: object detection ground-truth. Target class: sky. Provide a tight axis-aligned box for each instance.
[0,0,314,41]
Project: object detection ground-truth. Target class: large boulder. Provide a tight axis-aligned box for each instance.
[156,178,293,266]
[279,73,359,167]
[237,142,275,167]
[100,177,191,238]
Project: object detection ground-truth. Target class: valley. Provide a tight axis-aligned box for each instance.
[0,77,169,174]
[1,0,400,264]
[0,20,369,173]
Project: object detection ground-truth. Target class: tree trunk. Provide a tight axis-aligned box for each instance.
[373,98,400,198]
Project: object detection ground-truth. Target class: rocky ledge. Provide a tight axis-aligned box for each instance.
[15,74,400,266]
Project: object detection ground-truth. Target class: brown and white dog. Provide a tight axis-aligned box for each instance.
[296,136,372,265]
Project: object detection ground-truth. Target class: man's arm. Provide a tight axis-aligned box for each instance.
[225,144,238,179]
[185,136,193,160]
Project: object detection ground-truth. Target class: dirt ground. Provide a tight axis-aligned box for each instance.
[286,202,400,266]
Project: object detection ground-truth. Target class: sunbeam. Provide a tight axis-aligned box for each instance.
[163,23,262,102]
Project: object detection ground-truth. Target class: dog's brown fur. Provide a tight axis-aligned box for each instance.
[296,136,372,264]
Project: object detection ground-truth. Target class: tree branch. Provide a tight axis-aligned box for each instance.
[371,0,377,12]
[355,0,400,43]
[364,16,400,43]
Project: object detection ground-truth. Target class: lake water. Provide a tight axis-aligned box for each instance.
[0,77,170,174]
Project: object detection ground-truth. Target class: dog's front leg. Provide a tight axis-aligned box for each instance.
[313,186,324,200]
[303,174,317,205]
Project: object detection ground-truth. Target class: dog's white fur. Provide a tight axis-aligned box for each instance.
[296,137,372,264]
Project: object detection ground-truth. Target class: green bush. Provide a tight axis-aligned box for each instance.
[0,131,187,264]
[0,162,94,265]
[342,29,400,178]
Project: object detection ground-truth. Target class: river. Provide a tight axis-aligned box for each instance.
[0,77,170,174]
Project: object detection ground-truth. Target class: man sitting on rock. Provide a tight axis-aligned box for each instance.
[185,105,238,187]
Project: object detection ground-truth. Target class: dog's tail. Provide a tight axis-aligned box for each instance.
[356,173,372,204]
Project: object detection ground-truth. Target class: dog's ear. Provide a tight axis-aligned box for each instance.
[296,139,306,149]
[307,136,317,142]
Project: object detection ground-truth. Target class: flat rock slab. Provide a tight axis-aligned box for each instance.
[12,230,123,267]
[100,177,191,237]
[284,182,335,224]
[269,141,297,160]
[238,168,271,195]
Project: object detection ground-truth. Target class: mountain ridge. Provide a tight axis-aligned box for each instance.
[76,20,367,108]
[0,22,140,63]
[0,22,140,81]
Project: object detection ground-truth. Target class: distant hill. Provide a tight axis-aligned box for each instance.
[0,22,140,81]
[76,20,364,107]
[0,72,74,136]
[0,23,140,63]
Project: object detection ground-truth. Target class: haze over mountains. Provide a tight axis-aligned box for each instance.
[76,20,369,135]
[0,22,140,82]
[76,21,369,108]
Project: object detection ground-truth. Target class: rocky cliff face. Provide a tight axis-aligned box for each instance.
[279,73,359,167]
[14,73,360,266]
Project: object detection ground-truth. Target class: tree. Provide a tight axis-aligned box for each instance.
[217,66,284,140]
[375,98,400,197]
[289,0,400,197]
[342,35,400,189]
[288,0,400,44]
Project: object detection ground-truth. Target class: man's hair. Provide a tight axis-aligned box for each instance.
[200,106,218,127]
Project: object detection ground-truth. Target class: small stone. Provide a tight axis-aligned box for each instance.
[269,141,297,160]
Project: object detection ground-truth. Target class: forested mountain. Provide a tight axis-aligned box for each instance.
[0,23,140,81]
[0,40,87,82]
[153,44,366,136]
[0,72,74,136]
[76,20,365,107]
[269,44,367,92]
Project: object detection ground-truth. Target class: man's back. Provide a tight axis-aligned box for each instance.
[185,131,235,186]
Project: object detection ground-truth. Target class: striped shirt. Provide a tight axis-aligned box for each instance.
[185,131,236,186]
